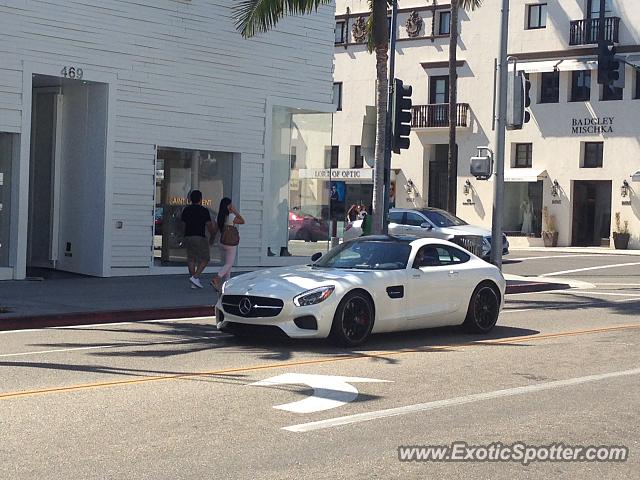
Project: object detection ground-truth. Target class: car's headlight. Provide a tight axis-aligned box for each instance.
[293,286,335,307]
[221,281,228,294]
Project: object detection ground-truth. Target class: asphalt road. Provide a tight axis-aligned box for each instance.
[1,251,639,479]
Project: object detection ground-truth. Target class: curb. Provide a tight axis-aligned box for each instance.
[505,282,570,295]
[0,305,215,332]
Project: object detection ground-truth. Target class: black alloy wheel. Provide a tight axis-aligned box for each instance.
[330,292,375,347]
[464,284,500,333]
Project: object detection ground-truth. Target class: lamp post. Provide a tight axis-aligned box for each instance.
[490,0,510,270]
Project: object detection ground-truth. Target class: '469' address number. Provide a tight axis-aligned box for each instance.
[61,66,84,80]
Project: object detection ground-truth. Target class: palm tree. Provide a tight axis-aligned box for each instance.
[234,0,391,234]
[447,0,482,214]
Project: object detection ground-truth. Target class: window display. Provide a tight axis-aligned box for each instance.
[503,181,543,237]
[155,148,234,266]
[267,107,333,257]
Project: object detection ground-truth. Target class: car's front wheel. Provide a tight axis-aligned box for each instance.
[463,282,500,333]
[329,291,375,347]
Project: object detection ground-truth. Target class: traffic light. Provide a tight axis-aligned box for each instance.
[598,43,620,85]
[391,78,412,154]
[506,71,531,130]
[523,74,531,124]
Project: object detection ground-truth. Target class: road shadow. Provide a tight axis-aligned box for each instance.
[23,320,539,367]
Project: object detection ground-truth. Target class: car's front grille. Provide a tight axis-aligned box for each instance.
[451,235,486,257]
[221,295,284,318]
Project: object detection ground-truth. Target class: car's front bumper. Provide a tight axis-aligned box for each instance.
[215,295,337,339]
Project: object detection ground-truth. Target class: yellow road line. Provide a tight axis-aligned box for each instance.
[1,323,639,401]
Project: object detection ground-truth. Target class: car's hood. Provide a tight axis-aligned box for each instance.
[440,224,492,237]
[223,265,368,297]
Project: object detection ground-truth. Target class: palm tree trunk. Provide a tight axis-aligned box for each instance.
[447,1,460,215]
[372,45,388,234]
[371,0,389,234]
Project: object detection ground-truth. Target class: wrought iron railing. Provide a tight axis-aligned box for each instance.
[569,17,620,45]
[411,103,469,129]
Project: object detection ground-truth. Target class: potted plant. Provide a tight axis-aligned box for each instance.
[613,212,630,250]
[542,207,558,247]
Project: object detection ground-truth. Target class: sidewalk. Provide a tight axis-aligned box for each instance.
[510,246,640,256]
[0,269,585,331]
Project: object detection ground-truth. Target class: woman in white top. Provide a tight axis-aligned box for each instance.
[212,197,245,292]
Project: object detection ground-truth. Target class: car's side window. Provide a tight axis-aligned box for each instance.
[414,246,441,268]
[435,245,471,265]
[388,211,404,224]
[405,212,425,227]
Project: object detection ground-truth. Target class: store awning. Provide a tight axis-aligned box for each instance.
[510,58,598,73]
[504,169,548,183]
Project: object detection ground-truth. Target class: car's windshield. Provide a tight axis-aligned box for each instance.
[314,241,411,270]
[420,209,468,227]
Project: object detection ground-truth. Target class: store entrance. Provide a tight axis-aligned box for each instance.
[572,180,612,247]
[27,75,108,276]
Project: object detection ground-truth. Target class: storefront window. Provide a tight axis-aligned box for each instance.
[155,148,234,266]
[267,107,333,257]
[503,181,543,237]
[0,133,15,267]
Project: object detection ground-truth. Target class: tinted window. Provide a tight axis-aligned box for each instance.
[315,241,411,270]
[540,71,559,103]
[437,246,470,265]
[414,245,470,268]
[420,209,467,227]
[404,212,425,226]
[389,211,404,224]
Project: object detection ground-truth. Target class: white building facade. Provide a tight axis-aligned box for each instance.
[0,0,337,280]
[333,0,640,249]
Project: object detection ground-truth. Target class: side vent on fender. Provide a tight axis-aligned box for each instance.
[386,285,404,299]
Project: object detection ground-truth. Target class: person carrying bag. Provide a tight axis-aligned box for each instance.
[211,197,244,292]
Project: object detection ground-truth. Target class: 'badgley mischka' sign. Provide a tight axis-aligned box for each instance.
[571,116,614,134]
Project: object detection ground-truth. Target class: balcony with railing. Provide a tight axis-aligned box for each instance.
[569,17,620,46]
[411,103,469,129]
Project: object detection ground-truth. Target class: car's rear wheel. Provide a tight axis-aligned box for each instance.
[329,291,374,347]
[464,282,500,333]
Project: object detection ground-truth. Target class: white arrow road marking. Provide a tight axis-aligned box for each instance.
[283,368,640,432]
[249,373,392,414]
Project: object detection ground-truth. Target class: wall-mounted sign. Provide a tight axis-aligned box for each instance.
[299,168,374,181]
[571,116,614,134]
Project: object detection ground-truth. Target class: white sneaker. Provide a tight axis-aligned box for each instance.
[189,276,204,289]
[190,284,197,289]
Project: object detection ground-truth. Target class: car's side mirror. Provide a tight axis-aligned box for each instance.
[311,252,323,262]
[420,222,433,230]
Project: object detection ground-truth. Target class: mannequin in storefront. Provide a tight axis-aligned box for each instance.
[521,197,534,235]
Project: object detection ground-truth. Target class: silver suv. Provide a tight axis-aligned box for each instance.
[344,207,509,260]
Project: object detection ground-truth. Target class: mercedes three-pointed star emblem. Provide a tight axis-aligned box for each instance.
[239,297,253,316]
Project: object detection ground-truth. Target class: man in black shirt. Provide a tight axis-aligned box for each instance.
[181,190,217,289]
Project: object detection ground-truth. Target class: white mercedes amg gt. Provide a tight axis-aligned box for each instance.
[216,236,506,346]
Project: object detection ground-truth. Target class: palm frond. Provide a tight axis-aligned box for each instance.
[234,0,332,38]
[459,0,483,11]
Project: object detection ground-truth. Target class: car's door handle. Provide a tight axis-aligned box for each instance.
[448,270,459,277]
[412,274,421,279]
